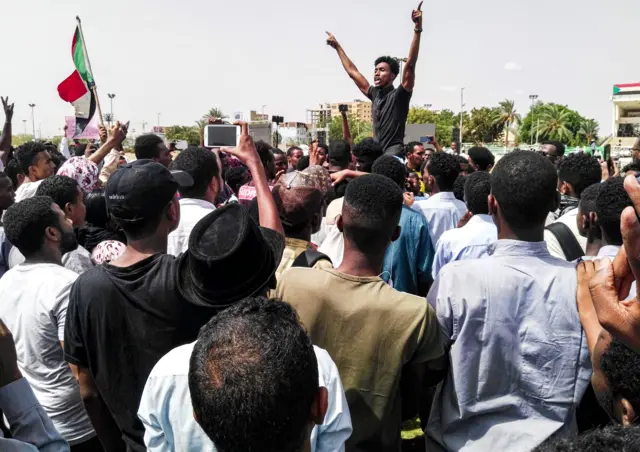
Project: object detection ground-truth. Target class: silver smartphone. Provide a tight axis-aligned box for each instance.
[203,125,240,148]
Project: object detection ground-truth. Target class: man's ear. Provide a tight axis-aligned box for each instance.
[336,215,344,233]
[168,196,180,223]
[620,398,636,426]
[391,225,401,242]
[559,181,570,195]
[488,194,498,216]
[45,225,60,243]
[309,387,328,426]
[64,202,74,219]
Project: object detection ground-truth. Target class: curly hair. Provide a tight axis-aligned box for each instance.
[557,152,601,197]
[453,175,466,201]
[374,56,400,75]
[427,152,461,191]
[170,147,220,199]
[464,172,491,215]
[596,177,633,246]
[3,196,59,257]
[491,151,558,230]
[14,141,48,174]
[468,146,495,171]
[371,155,406,188]
[352,138,383,173]
[134,134,164,160]
[534,424,640,452]
[541,140,566,157]
[35,175,80,211]
[328,140,351,168]
[600,338,640,418]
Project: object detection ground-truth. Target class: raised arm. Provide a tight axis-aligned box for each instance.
[341,110,353,145]
[0,97,14,167]
[326,32,371,98]
[402,2,423,92]
[88,122,127,165]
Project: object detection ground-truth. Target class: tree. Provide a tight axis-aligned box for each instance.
[326,115,373,143]
[203,108,227,120]
[103,113,114,128]
[465,107,503,144]
[535,104,574,143]
[579,119,599,144]
[519,102,596,146]
[272,132,282,148]
[164,126,201,146]
[493,99,521,147]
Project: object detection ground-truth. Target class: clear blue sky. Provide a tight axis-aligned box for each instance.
[2,0,638,137]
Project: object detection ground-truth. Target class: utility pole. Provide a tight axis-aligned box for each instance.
[22,120,27,135]
[142,121,148,133]
[108,93,116,124]
[28,104,36,141]
[157,113,161,130]
[459,88,465,149]
[529,94,538,145]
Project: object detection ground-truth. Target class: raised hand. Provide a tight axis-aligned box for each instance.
[309,140,320,167]
[1,97,14,123]
[223,121,260,167]
[108,121,128,146]
[412,1,423,26]
[326,32,339,50]
[98,124,108,143]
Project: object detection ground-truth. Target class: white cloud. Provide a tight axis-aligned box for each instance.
[438,85,457,92]
[504,62,522,71]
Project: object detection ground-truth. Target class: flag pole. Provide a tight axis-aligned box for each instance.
[75,16,104,127]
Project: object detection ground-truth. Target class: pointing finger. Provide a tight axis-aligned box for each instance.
[417,1,423,10]
[233,121,248,136]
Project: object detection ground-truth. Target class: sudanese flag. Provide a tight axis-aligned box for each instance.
[57,26,96,137]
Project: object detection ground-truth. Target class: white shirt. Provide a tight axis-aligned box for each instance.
[0,263,95,445]
[415,192,468,248]
[59,138,71,159]
[167,198,216,256]
[9,245,94,275]
[138,342,352,452]
[543,208,587,260]
[15,180,44,203]
[432,214,497,279]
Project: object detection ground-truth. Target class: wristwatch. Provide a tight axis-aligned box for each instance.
[415,28,423,33]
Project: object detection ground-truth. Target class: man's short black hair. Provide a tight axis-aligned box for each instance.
[35,175,80,211]
[190,296,318,452]
[5,159,23,189]
[255,141,275,167]
[542,140,566,156]
[318,143,329,154]
[371,155,406,188]
[374,56,400,75]
[491,150,558,230]
[134,134,164,160]
[468,146,495,171]
[272,148,285,157]
[453,175,466,201]
[533,424,640,452]
[352,138,383,173]
[557,152,601,197]
[404,141,423,156]
[15,141,48,174]
[328,140,351,168]
[623,161,640,174]
[3,196,59,257]
[600,338,640,418]
[286,146,302,157]
[225,166,249,195]
[578,182,601,216]
[596,177,633,246]
[296,155,310,171]
[427,152,460,191]
[343,174,403,254]
[464,172,491,215]
[170,147,220,199]
[73,143,87,157]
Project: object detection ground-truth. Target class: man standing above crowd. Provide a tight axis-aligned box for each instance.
[326,2,424,156]
[426,151,590,451]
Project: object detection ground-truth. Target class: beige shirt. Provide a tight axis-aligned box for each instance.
[275,238,332,280]
[276,268,444,451]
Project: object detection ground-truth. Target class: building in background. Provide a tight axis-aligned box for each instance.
[611,83,640,154]
[330,100,373,123]
[232,110,270,123]
[278,122,309,147]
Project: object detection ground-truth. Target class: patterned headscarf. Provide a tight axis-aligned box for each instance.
[57,157,101,193]
[91,240,126,265]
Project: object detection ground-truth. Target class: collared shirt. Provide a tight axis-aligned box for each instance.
[15,179,43,203]
[138,342,352,452]
[426,240,591,452]
[414,192,468,248]
[544,208,587,260]
[366,84,412,152]
[432,214,497,279]
[382,205,433,295]
[167,198,215,256]
[0,378,70,452]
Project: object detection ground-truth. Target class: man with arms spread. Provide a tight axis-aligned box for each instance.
[277,174,445,451]
[326,2,424,156]
[426,151,590,451]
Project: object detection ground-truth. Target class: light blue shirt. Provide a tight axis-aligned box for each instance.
[0,378,70,452]
[138,342,352,452]
[432,214,497,279]
[414,192,468,248]
[426,240,591,452]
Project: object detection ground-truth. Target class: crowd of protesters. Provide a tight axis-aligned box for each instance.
[3,3,640,452]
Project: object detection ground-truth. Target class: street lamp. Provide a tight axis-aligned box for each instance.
[529,94,539,145]
[22,119,27,135]
[107,93,116,119]
[157,113,161,129]
[459,88,465,148]
[393,57,408,76]
[28,104,36,141]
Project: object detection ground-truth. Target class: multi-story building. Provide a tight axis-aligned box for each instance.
[277,122,310,147]
[330,100,373,123]
[610,83,640,154]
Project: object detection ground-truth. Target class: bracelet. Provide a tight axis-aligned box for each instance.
[414,28,423,33]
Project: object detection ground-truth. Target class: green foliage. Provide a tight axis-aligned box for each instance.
[203,108,227,120]
[49,136,63,147]
[493,99,522,147]
[327,115,373,143]
[11,134,34,147]
[164,125,201,146]
[518,102,597,146]
[407,108,458,145]
[464,107,504,144]
[579,119,599,144]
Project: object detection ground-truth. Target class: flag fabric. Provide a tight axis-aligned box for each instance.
[613,83,640,96]
[57,26,96,137]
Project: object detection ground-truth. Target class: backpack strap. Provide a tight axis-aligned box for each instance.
[292,249,332,269]
[546,222,585,261]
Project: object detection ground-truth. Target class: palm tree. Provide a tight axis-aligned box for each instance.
[536,105,573,143]
[493,99,521,147]
[103,113,114,128]
[194,119,207,131]
[579,119,599,144]
[203,108,227,121]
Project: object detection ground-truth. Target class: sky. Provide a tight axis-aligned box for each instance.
[2,0,639,138]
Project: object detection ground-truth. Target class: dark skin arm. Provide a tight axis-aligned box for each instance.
[341,111,353,145]
[70,363,126,452]
[402,2,424,92]
[400,355,447,421]
[0,97,14,167]
[326,32,371,98]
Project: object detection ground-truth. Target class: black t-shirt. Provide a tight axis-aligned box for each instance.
[63,253,220,452]
[367,84,413,152]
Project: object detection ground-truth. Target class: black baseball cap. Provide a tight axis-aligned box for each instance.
[106,159,193,222]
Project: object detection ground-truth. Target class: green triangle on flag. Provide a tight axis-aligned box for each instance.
[614,86,621,95]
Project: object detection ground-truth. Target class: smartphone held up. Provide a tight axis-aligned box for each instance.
[204,124,240,148]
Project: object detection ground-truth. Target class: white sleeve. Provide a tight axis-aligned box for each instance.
[52,276,77,342]
[138,375,172,452]
[432,235,451,281]
[544,228,567,260]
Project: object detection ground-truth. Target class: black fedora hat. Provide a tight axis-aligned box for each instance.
[177,203,284,307]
